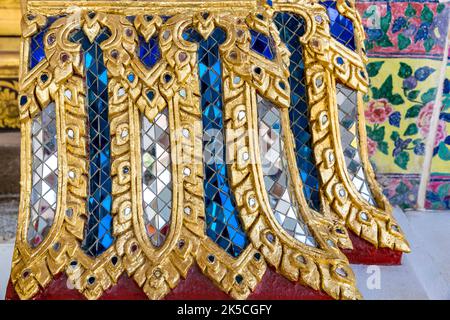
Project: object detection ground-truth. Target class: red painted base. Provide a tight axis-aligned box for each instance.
[6,265,331,300]
[343,232,402,265]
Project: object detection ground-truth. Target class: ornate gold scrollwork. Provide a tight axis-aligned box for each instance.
[173,13,267,300]
[117,14,204,300]
[221,8,360,300]
[291,1,410,252]
[11,0,408,301]
[0,80,19,128]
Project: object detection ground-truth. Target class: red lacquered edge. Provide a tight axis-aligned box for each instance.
[6,265,331,300]
[343,231,402,265]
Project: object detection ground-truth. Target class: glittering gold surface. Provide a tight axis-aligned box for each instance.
[11,0,408,301]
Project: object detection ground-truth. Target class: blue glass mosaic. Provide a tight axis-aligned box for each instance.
[127,15,171,24]
[70,29,114,257]
[274,12,321,212]
[29,16,59,70]
[320,1,356,51]
[138,35,161,69]
[183,27,248,258]
[249,29,276,60]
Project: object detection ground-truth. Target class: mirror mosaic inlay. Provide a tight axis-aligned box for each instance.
[257,96,317,247]
[27,102,58,248]
[140,109,172,247]
[10,2,410,301]
[337,83,376,205]
[273,12,322,212]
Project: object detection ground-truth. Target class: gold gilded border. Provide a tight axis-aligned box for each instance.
[0,79,20,128]
[293,2,410,251]
[222,8,360,299]
[114,14,202,300]
[179,12,267,300]
[12,0,410,301]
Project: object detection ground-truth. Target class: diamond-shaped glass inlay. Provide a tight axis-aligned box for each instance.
[320,1,356,51]
[337,83,376,205]
[274,12,321,212]
[70,28,114,256]
[141,109,172,247]
[27,102,58,248]
[184,27,248,258]
[257,96,317,247]
[249,29,276,60]
[138,34,161,69]
[29,16,59,70]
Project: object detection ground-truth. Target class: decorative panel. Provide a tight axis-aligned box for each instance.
[273,12,321,212]
[356,1,450,210]
[183,27,249,258]
[257,95,317,247]
[9,0,411,301]
[273,5,410,253]
[70,28,114,257]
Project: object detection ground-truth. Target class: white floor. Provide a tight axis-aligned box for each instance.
[0,208,449,300]
[353,208,450,299]
[0,242,14,299]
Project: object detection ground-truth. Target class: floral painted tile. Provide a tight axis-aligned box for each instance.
[356,2,449,56]
[430,63,450,171]
[358,1,450,209]
[377,173,420,209]
[425,64,450,209]
[365,57,442,173]
[425,175,450,210]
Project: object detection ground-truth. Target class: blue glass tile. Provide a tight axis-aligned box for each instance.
[320,1,356,51]
[20,96,28,106]
[161,16,171,22]
[138,35,161,69]
[70,28,114,256]
[29,16,59,70]
[127,15,171,24]
[274,12,321,212]
[146,90,155,101]
[183,27,248,258]
[249,29,276,60]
